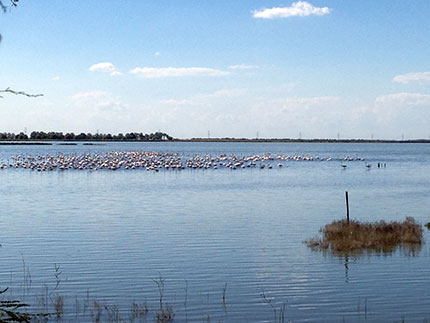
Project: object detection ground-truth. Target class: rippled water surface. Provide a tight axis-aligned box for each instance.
[1,142,430,322]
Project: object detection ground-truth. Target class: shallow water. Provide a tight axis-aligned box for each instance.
[1,142,430,322]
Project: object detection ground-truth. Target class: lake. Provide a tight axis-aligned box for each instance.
[1,142,430,322]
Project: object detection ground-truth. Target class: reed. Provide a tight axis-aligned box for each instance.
[306,216,423,253]
[260,289,287,323]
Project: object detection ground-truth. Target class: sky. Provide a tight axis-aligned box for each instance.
[0,0,430,139]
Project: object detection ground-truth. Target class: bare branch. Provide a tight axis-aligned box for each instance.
[1,3,45,99]
[1,0,19,42]
[0,88,44,98]
[0,0,17,13]
[0,1,7,13]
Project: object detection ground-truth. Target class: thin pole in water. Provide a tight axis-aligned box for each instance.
[345,191,350,223]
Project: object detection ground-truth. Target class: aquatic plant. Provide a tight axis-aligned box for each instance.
[306,216,423,253]
[260,289,287,323]
[153,275,174,323]
[130,302,149,322]
[0,287,30,322]
[0,287,53,323]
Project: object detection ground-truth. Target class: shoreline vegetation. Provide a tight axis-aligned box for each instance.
[306,217,423,254]
[0,131,429,144]
[0,131,173,142]
[1,267,427,322]
[0,271,289,323]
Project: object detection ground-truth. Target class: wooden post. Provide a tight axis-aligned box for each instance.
[345,191,350,223]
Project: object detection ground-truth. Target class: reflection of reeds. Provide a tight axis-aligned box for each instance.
[222,282,227,311]
[306,216,423,253]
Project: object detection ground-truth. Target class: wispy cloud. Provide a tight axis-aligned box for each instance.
[392,72,430,84]
[201,88,248,99]
[280,96,340,112]
[89,62,122,76]
[159,88,247,107]
[253,1,331,19]
[71,91,125,112]
[130,67,228,78]
[229,64,258,70]
[375,92,430,106]
[371,93,430,135]
[159,99,197,106]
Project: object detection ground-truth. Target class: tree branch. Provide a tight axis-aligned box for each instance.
[0,0,17,13]
[0,88,44,98]
[0,1,7,13]
[1,0,19,42]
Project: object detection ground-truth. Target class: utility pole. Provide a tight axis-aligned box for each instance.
[345,191,350,223]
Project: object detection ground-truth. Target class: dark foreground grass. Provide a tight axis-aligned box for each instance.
[306,217,423,253]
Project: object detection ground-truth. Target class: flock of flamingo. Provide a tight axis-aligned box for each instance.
[0,151,368,172]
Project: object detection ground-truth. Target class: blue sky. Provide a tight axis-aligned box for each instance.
[1,0,430,139]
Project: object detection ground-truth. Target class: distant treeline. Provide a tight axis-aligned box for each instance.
[0,131,173,141]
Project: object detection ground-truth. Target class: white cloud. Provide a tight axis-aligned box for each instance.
[253,1,332,19]
[201,88,248,99]
[375,92,430,107]
[244,95,346,138]
[229,64,258,70]
[155,52,161,57]
[52,76,60,81]
[110,71,122,76]
[159,88,247,107]
[61,90,134,133]
[371,93,430,137]
[89,62,122,76]
[71,91,125,112]
[392,72,430,84]
[130,67,228,78]
[1,91,132,134]
[281,96,340,112]
[10,88,430,139]
[72,91,108,102]
[159,99,197,106]
[154,93,346,138]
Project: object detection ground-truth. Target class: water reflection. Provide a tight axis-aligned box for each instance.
[344,255,349,283]
[311,242,422,257]
[309,243,423,283]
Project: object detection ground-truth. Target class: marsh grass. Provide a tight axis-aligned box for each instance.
[306,216,423,253]
[0,288,31,322]
[130,302,149,322]
[260,289,288,323]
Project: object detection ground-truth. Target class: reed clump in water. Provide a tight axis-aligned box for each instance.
[306,217,423,253]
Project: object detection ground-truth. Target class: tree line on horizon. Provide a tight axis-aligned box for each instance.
[0,131,174,141]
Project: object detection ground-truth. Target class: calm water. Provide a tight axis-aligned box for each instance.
[1,142,430,322]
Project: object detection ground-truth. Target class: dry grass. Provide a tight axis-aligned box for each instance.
[306,216,423,253]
